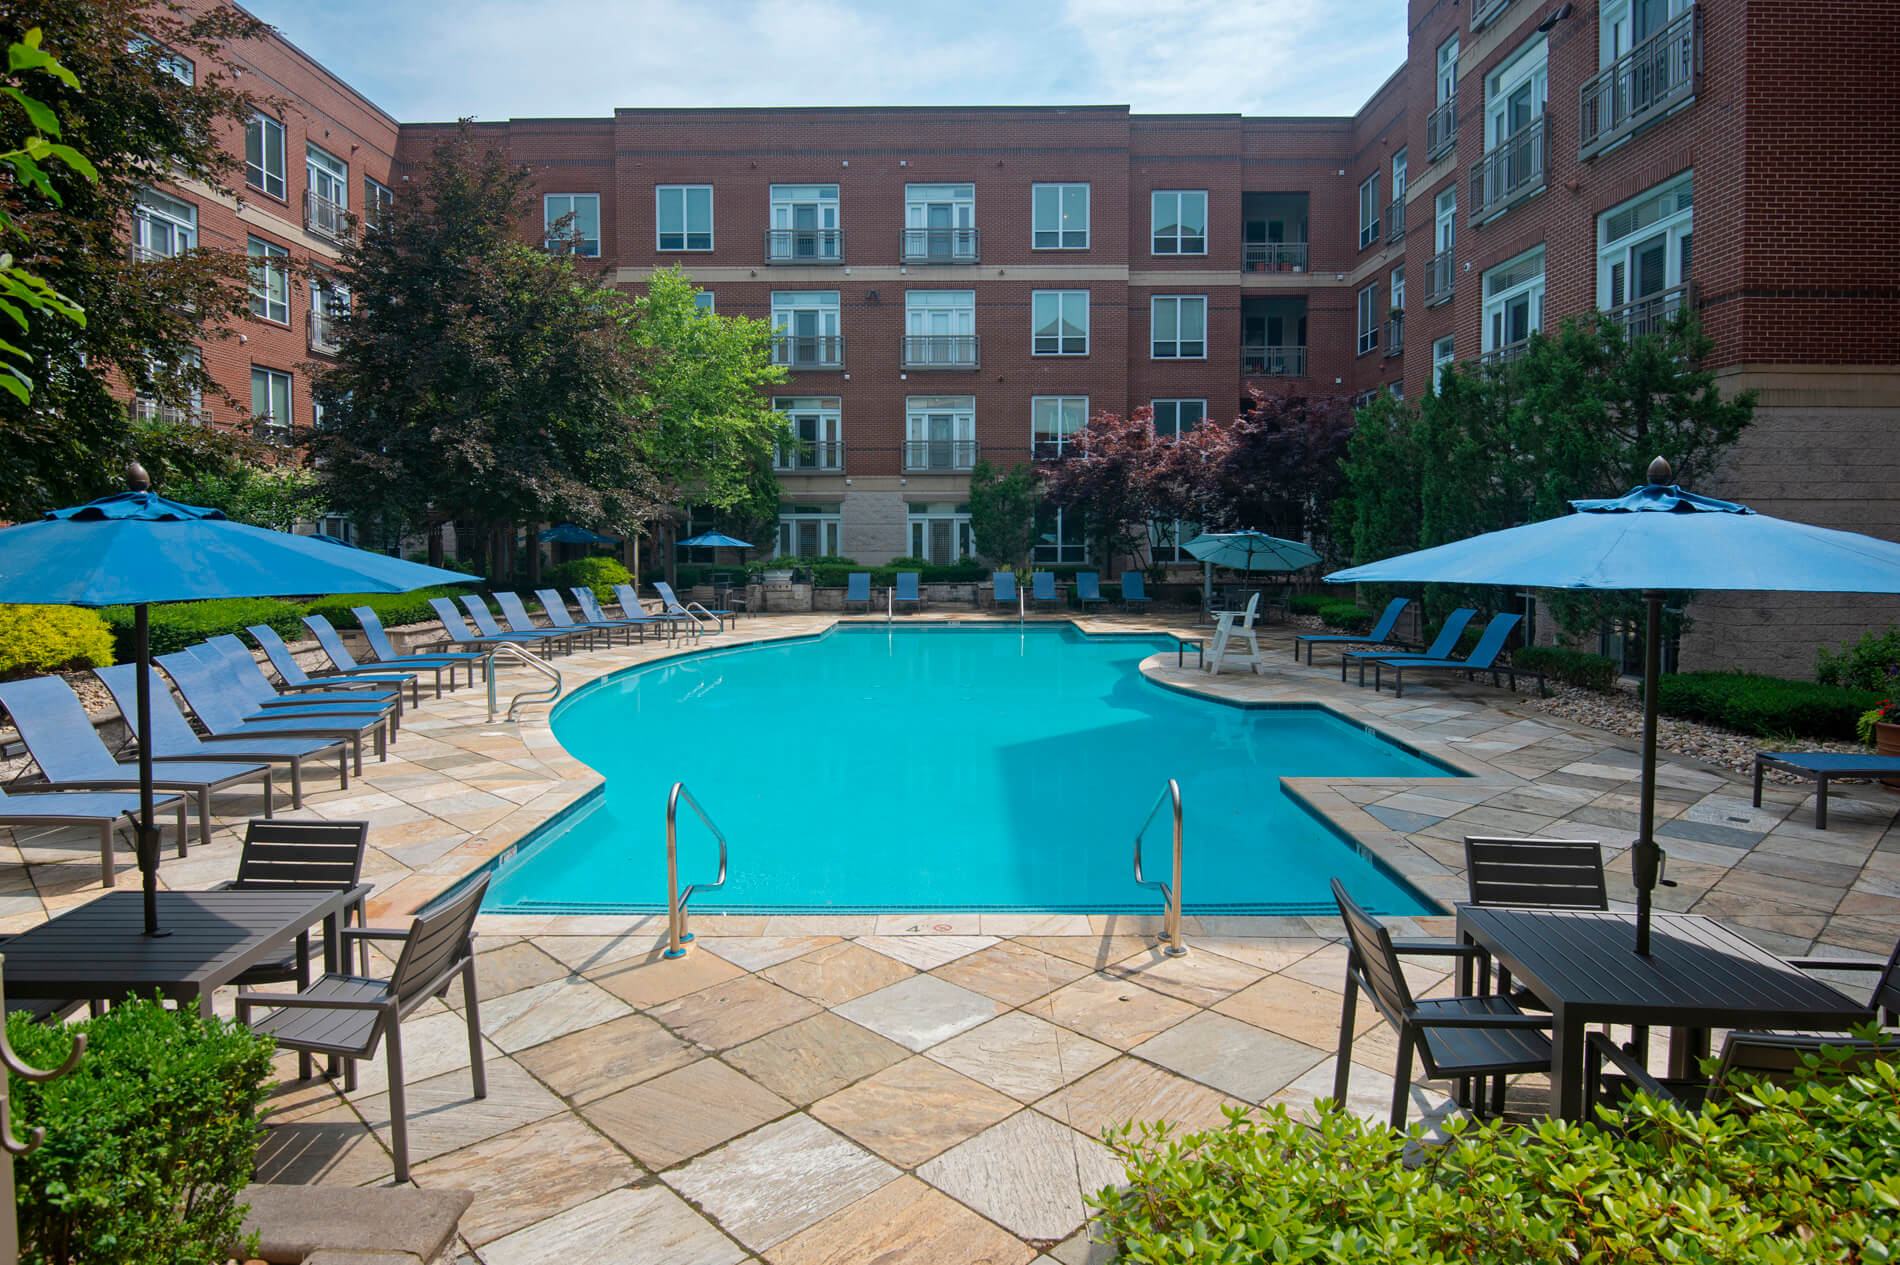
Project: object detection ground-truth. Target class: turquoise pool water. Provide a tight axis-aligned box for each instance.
[483,626,1451,916]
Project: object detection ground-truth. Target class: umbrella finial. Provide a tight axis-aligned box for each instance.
[125,461,151,492]
[1646,455,1673,486]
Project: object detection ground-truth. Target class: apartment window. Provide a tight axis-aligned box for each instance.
[1032,183,1089,249]
[250,367,292,440]
[771,292,842,368]
[1152,399,1205,439]
[1356,282,1379,355]
[135,348,202,425]
[309,276,348,352]
[1599,0,1691,67]
[768,184,840,261]
[1150,518,1201,564]
[1390,266,1406,314]
[245,112,285,199]
[657,185,713,251]
[774,396,842,470]
[1392,150,1408,203]
[132,36,195,84]
[1034,506,1086,564]
[1435,188,1458,252]
[905,395,976,471]
[907,502,974,565]
[1151,296,1207,359]
[1483,245,1546,355]
[1032,290,1088,355]
[1032,396,1088,457]
[904,290,977,367]
[1437,34,1459,103]
[1432,335,1455,391]
[1486,35,1548,151]
[903,183,976,261]
[306,144,349,238]
[363,176,395,229]
[1598,172,1693,332]
[134,188,196,258]
[544,194,601,257]
[247,236,289,324]
[1357,173,1379,248]
[1151,190,1207,255]
[777,503,842,559]
[693,291,715,312]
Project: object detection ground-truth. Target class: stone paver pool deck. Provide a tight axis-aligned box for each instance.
[3,612,1895,1263]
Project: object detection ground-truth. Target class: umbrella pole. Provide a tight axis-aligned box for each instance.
[1633,590,1664,955]
[133,604,165,937]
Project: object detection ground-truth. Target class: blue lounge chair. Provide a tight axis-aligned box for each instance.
[0,782,186,887]
[654,581,734,633]
[844,572,872,613]
[493,592,585,654]
[1364,611,1524,696]
[1120,571,1152,609]
[0,674,274,847]
[893,572,922,612]
[536,589,633,646]
[1031,571,1058,610]
[248,622,423,705]
[610,584,693,641]
[196,637,399,731]
[301,613,463,695]
[349,609,485,692]
[1342,608,1476,685]
[157,650,385,771]
[990,571,1017,610]
[571,587,660,643]
[1294,596,1418,666]
[461,594,572,655]
[95,662,349,803]
[1075,571,1105,612]
[428,596,533,653]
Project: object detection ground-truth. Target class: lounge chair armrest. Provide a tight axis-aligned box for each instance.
[235,989,391,1012]
[340,927,413,944]
[1783,956,1887,973]
[1585,1030,1671,1098]
[1414,1011,1552,1030]
[1389,939,1483,959]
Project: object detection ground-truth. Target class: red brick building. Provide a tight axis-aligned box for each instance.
[158,1,1899,672]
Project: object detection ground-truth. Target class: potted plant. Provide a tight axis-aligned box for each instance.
[1855,671,1900,789]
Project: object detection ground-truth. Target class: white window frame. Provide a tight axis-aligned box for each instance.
[135,348,202,424]
[306,144,348,209]
[905,395,976,472]
[363,176,395,228]
[1435,187,1458,252]
[1482,245,1546,353]
[1390,266,1406,314]
[903,183,976,260]
[1034,505,1087,564]
[1437,34,1460,104]
[906,502,974,565]
[773,396,843,471]
[1357,173,1380,248]
[1598,0,1692,68]
[1032,396,1088,457]
[656,184,714,251]
[1031,182,1089,249]
[1150,295,1207,360]
[1596,172,1693,310]
[1149,517,1202,564]
[544,193,601,257]
[1151,190,1207,255]
[1356,282,1380,355]
[904,290,977,367]
[247,236,289,324]
[1032,290,1089,356]
[246,112,285,200]
[250,366,292,440]
[1392,149,1408,203]
[1432,335,1455,391]
[1152,398,1205,440]
[132,36,195,84]
[768,184,841,261]
[770,291,843,368]
[1486,34,1548,151]
[776,503,843,559]
[134,188,196,259]
[692,290,715,312]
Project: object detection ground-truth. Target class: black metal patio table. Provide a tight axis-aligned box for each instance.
[1456,906,1867,1120]
[0,885,371,1016]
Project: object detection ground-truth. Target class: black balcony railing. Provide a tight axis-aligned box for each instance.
[1385,314,1405,357]
[901,335,980,369]
[1471,0,1513,29]
[303,192,352,242]
[903,439,978,471]
[899,227,979,263]
[1579,6,1700,159]
[1426,95,1458,161]
[764,228,843,264]
[1480,338,1533,366]
[1602,282,1694,341]
[307,309,343,355]
[771,335,844,369]
[1241,345,1307,377]
[1386,198,1406,242]
[1470,114,1548,224]
[1242,241,1308,273]
[1427,247,1456,306]
[775,440,846,472]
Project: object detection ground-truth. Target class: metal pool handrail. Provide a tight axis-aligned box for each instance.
[486,642,561,722]
[665,781,729,959]
[1132,778,1187,956]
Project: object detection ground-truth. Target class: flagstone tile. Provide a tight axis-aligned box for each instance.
[253,1103,392,1186]
[858,934,997,970]
[1265,1058,1456,1129]
[927,1011,1117,1103]
[664,1114,897,1253]
[759,941,917,1006]
[477,1185,744,1265]
[1027,972,1197,1051]
[1100,944,1264,1005]
[701,936,841,972]
[515,1012,700,1104]
[767,1175,1033,1265]
[1013,935,1153,971]
[480,975,635,1053]
[356,1058,565,1167]
[580,1058,791,1169]
[916,1110,1123,1242]
[1034,1056,1244,1138]
[648,975,823,1051]
[832,974,1004,1052]
[811,1056,1020,1168]
[930,939,1094,1007]
[1131,1012,1329,1102]
[543,932,681,976]
[725,1012,910,1105]
[469,939,571,1000]
[328,1008,497,1098]
[1213,971,1375,1048]
[411,1114,641,1247]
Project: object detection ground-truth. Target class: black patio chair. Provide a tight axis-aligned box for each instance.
[1585,1029,1888,1113]
[1462,836,1607,999]
[237,874,489,1184]
[1332,878,1553,1129]
[1784,937,1900,1027]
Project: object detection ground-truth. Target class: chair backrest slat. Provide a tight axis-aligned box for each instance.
[428,596,481,643]
[459,595,510,638]
[349,608,400,661]
[1033,572,1055,600]
[302,614,366,669]
[234,820,369,890]
[895,573,920,601]
[248,624,318,686]
[1420,609,1477,659]
[652,581,687,615]
[534,590,580,629]
[1708,1032,1887,1103]
[610,583,646,618]
[1330,879,1416,1020]
[847,573,871,601]
[0,675,119,781]
[1366,597,1411,643]
[493,592,539,634]
[1464,837,1609,910]
[389,875,489,1005]
[1461,613,1523,666]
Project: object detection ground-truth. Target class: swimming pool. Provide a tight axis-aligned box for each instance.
[482,625,1454,917]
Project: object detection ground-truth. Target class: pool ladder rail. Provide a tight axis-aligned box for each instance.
[1132,778,1188,956]
[664,781,729,958]
[485,642,562,722]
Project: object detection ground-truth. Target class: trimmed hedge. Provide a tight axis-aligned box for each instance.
[101,598,307,660]
[546,556,631,602]
[0,605,116,680]
[1514,645,1619,691]
[8,998,276,1265]
[1287,593,1334,617]
[300,584,477,631]
[1656,670,1880,740]
[1095,1046,1900,1265]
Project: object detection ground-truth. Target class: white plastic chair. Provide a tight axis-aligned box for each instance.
[1204,592,1264,675]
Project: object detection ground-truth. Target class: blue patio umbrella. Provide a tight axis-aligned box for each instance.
[676,531,752,551]
[1327,457,1900,953]
[1186,531,1321,613]
[539,523,621,546]
[0,466,472,934]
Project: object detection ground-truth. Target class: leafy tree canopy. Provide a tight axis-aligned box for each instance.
[968,457,1040,569]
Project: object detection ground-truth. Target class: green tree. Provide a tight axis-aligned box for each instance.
[0,1,270,518]
[967,457,1040,569]
[168,461,325,532]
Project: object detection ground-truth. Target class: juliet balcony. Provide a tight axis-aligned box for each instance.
[1469,114,1548,225]
[1578,6,1700,160]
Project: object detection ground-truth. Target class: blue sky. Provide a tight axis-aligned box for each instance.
[242,0,1407,122]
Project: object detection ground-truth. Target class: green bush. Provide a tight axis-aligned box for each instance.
[101,598,305,660]
[8,998,276,1265]
[1314,600,1376,634]
[299,584,476,632]
[1816,623,1900,692]
[546,556,632,602]
[1288,593,1334,617]
[1515,645,1620,691]
[1094,1047,1900,1264]
[1656,671,1880,740]
[0,605,116,680]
